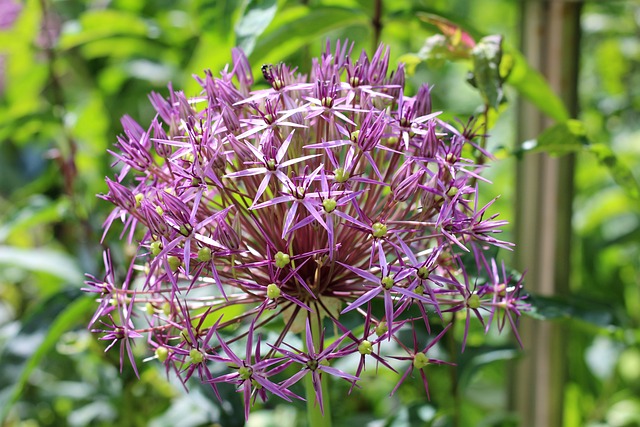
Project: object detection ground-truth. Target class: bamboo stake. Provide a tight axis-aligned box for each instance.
[513,1,582,426]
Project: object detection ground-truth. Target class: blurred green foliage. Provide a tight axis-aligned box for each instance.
[0,0,638,426]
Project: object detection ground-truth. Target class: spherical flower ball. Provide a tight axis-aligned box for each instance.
[85,40,528,419]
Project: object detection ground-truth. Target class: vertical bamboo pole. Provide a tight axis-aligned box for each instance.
[513,1,582,426]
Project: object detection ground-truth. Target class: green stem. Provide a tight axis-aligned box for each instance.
[304,314,332,427]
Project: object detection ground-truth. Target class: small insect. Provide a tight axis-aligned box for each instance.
[261,64,273,81]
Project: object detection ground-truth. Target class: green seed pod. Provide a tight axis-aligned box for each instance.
[168,256,181,272]
[197,247,212,262]
[467,294,481,309]
[150,241,162,257]
[372,222,387,238]
[413,352,429,369]
[375,321,388,337]
[266,283,281,299]
[155,346,169,362]
[358,340,373,355]
[381,276,394,290]
[189,348,204,364]
[275,251,290,269]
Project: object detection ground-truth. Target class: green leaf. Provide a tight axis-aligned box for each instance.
[235,0,278,55]
[588,143,640,201]
[469,35,505,109]
[519,120,640,200]
[0,290,94,422]
[0,245,84,284]
[408,12,570,122]
[0,196,69,243]
[524,293,618,329]
[505,46,569,122]
[59,10,150,49]
[522,119,588,156]
[250,5,369,67]
[458,346,520,388]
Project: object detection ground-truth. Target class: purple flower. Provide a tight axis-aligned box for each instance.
[86,41,527,415]
[0,0,22,30]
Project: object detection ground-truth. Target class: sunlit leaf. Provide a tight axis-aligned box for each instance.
[235,0,278,55]
[505,46,569,122]
[519,120,640,200]
[0,196,69,243]
[59,10,150,49]
[250,6,369,68]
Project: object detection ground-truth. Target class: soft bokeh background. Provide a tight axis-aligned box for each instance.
[0,0,638,426]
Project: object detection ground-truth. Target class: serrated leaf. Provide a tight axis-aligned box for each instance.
[0,290,93,422]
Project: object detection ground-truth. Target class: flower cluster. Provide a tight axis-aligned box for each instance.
[85,41,528,418]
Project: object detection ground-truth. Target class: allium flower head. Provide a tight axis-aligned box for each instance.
[87,41,528,418]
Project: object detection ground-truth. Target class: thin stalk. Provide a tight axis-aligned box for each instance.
[304,313,332,427]
[372,0,383,50]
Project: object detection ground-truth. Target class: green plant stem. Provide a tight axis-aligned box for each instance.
[304,315,332,427]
